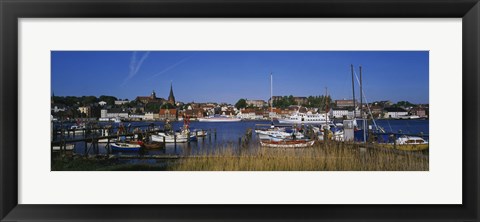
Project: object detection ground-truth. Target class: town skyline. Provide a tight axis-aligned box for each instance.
[52,51,429,104]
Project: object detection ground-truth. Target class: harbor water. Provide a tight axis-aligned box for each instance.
[54,119,429,157]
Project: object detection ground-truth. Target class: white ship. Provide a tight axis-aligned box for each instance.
[198,116,241,122]
[278,111,331,124]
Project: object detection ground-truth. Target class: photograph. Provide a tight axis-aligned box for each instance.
[51,51,429,171]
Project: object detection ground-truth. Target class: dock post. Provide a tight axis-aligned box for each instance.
[84,138,88,157]
[214,128,217,140]
[187,131,190,144]
[107,137,110,155]
[163,135,166,144]
[174,134,177,145]
[393,135,397,150]
[95,139,99,155]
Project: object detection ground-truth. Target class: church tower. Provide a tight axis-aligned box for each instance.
[168,82,175,105]
[150,90,156,99]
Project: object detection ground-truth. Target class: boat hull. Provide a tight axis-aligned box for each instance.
[144,142,165,149]
[151,134,189,143]
[377,143,429,151]
[260,140,315,148]
[278,119,331,124]
[111,143,142,152]
[198,118,241,122]
[52,144,75,151]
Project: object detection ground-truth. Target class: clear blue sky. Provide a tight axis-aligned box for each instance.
[51,51,429,104]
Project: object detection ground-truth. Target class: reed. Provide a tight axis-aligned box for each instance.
[168,141,429,171]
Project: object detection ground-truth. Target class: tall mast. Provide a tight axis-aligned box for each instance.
[360,66,366,143]
[270,73,273,114]
[325,87,328,123]
[360,66,363,120]
[351,64,356,120]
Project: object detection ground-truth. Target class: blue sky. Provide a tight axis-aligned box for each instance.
[51,51,429,104]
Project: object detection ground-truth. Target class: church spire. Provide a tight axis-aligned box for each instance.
[168,82,175,105]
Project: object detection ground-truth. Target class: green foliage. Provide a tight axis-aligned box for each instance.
[160,103,175,109]
[272,95,331,109]
[394,101,416,108]
[99,95,118,106]
[235,99,247,109]
[81,96,98,106]
[146,103,162,112]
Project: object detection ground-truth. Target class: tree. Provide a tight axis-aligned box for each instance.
[235,99,247,109]
[394,101,416,108]
[99,95,117,106]
[146,103,162,113]
[81,96,98,106]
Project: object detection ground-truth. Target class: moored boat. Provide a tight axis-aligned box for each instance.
[260,139,315,148]
[111,142,142,152]
[143,142,165,149]
[375,135,429,151]
[198,116,241,122]
[278,111,331,124]
[151,132,193,143]
[52,143,75,151]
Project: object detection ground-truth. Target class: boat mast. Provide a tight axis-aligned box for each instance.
[351,64,356,120]
[325,86,328,123]
[270,73,273,122]
[360,66,366,143]
[360,66,363,121]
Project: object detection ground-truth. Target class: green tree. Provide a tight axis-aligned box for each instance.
[395,101,416,107]
[235,99,247,109]
[99,95,117,106]
[81,96,98,106]
[146,103,162,113]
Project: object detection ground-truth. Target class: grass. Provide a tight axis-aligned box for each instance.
[168,141,429,171]
[51,156,170,171]
[51,141,428,171]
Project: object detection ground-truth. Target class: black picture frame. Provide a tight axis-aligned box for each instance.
[1,0,479,221]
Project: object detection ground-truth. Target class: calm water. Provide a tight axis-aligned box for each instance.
[54,119,429,156]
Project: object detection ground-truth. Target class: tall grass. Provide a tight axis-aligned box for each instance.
[169,141,429,171]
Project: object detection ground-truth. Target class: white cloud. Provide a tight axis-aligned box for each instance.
[122,51,150,86]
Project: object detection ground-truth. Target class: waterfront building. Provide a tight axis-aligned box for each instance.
[100,109,108,118]
[368,105,384,118]
[159,108,177,120]
[136,90,165,105]
[114,100,129,105]
[409,107,427,118]
[129,114,145,120]
[144,112,160,120]
[383,107,408,118]
[237,109,264,120]
[78,105,100,118]
[293,97,308,106]
[268,96,308,106]
[183,108,205,119]
[335,99,358,108]
[105,108,129,119]
[98,101,107,106]
[246,100,266,108]
[332,109,349,119]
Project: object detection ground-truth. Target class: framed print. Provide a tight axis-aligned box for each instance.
[1,0,479,221]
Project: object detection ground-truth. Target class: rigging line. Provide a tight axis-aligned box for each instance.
[387,119,393,133]
[352,69,380,131]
